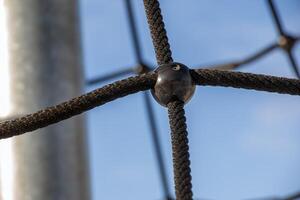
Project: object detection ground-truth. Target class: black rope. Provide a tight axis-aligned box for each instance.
[167,101,193,200]
[0,73,156,139]
[199,0,300,82]
[143,0,173,65]
[286,51,300,79]
[1,1,300,198]
[86,67,134,85]
[191,69,300,95]
[125,1,172,198]
[208,43,278,70]
[267,0,284,36]
[3,69,300,139]
[143,92,172,199]
[143,0,193,199]
[249,191,300,200]
[125,0,143,63]
[266,0,300,78]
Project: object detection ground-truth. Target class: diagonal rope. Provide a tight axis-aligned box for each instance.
[125,0,143,63]
[0,73,156,139]
[143,0,173,65]
[86,67,135,85]
[143,92,172,199]
[199,0,300,81]
[286,51,300,79]
[208,43,279,70]
[248,191,300,200]
[191,69,300,95]
[267,0,284,36]
[266,0,300,79]
[167,101,193,200]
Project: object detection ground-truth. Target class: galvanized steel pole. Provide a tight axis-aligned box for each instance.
[0,0,90,199]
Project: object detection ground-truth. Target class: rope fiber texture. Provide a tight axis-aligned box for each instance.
[143,0,173,65]
[167,101,193,200]
[192,69,300,95]
[1,70,300,140]
[143,0,193,198]
[0,73,156,139]
[1,0,300,199]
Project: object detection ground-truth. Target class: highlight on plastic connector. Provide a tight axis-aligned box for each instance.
[151,62,196,107]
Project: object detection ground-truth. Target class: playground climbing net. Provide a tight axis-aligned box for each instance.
[1,0,300,199]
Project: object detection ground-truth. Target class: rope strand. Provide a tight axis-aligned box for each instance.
[143,1,193,199]
[167,101,193,200]
[143,0,173,65]
[2,69,300,140]
[0,73,156,139]
[192,69,300,95]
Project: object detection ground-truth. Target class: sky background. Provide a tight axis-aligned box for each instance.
[80,1,300,199]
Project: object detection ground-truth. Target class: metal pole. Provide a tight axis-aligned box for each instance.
[0,0,90,199]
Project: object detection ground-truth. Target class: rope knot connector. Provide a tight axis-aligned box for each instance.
[151,62,196,107]
[278,35,296,52]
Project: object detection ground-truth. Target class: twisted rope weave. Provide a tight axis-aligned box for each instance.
[1,0,300,199]
[143,0,173,65]
[192,69,300,95]
[143,0,194,198]
[167,101,193,200]
[0,73,156,139]
[1,69,300,140]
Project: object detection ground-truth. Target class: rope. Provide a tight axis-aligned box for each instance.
[143,0,193,198]
[208,43,278,70]
[143,0,173,65]
[1,0,299,199]
[267,0,284,35]
[2,69,300,140]
[126,0,172,198]
[0,73,156,139]
[167,101,193,200]
[143,92,172,199]
[191,69,300,95]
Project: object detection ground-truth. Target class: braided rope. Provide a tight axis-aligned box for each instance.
[143,0,173,65]
[0,73,156,139]
[0,0,299,199]
[192,69,300,95]
[143,1,194,198]
[167,101,193,200]
[2,69,300,140]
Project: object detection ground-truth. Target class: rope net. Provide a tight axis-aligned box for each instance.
[0,0,300,199]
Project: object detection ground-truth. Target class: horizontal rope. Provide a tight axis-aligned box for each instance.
[191,69,300,95]
[0,73,157,139]
[2,69,300,139]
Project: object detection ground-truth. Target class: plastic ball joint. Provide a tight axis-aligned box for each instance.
[151,62,196,107]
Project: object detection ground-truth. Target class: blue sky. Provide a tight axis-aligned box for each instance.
[80,1,300,199]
